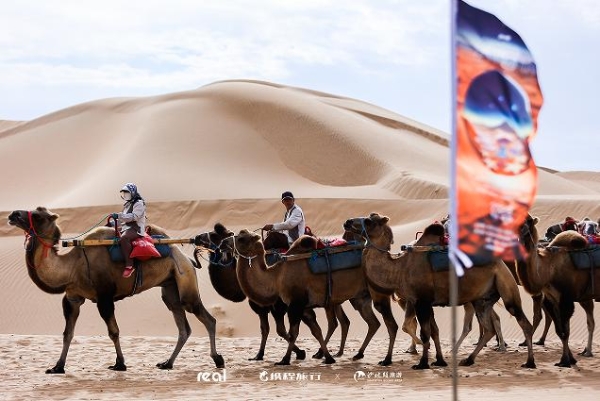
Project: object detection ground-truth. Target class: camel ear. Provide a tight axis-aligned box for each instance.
[50,213,59,221]
[382,216,389,224]
[532,216,539,225]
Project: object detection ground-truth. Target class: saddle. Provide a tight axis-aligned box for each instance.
[108,235,172,263]
[568,245,600,270]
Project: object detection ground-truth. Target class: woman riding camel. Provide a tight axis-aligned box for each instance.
[112,183,147,278]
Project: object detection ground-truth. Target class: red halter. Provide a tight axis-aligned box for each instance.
[25,210,54,259]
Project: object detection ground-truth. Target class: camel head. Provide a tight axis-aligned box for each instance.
[219,229,264,261]
[517,214,539,251]
[343,213,393,249]
[549,230,588,250]
[194,223,234,249]
[8,207,61,242]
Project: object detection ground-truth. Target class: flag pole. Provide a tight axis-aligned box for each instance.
[449,1,459,400]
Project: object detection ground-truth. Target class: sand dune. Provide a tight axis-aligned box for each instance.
[2,80,600,399]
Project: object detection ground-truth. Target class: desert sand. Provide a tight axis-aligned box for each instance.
[1,80,599,400]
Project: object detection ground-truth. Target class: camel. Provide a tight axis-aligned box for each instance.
[261,227,400,364]
[344,213,536,369]
[543,217,578,242]
[219,229,387,365]
[193,223,350,360]
[8,207,224,373]
[516,214,597,367]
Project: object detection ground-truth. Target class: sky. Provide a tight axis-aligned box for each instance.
[0,0,598,171]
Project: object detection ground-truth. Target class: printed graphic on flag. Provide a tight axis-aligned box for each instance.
[450,0,544,273]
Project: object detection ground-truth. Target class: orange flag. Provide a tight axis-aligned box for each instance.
[449,0,544,275]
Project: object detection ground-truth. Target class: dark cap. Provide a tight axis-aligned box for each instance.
[281,191,294,200]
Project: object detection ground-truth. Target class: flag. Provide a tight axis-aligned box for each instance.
[449,0,544,276]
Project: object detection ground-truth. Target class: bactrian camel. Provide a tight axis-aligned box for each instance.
[517,214,597,367]
[219,229,389,365]
[8,207,224,373]
[194,223,350,360]
[344,213,536,369]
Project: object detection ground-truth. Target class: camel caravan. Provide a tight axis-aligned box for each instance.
[7,206,600,373]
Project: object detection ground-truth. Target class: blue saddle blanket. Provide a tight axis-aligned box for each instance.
[109,235,171,263]
[427,249,495,271]
[307,246,363,274]
[568,245,600,270]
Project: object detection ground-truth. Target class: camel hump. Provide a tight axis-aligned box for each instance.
[550,230,588,249]
[287,235,318,253]
[422,223,445,238]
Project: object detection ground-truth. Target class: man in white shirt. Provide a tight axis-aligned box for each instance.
[262,191,306,245]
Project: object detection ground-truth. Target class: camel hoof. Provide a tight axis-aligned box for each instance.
[352,352,364,361]
[534,340,545,346]
[459,358,474,367]
[108,362,127,371]
[411,362,430,370]
[212,354,225,368]
[432,358,448,367]
[378,357,392,366]
[323,356,336,364]
[295,350,306,360]
[405,347,418,355]
[248,355,264,361]
[554,361,572,368]
[45,366,65,374]
[312,349,324,359]
[275,358,291,366]
[156,361,173,370]
[495,346,507,353]
[334,350,344,357]
[522,361,536,369]
[578,349,593,357]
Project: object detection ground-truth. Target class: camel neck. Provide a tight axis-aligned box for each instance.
[362,247,403,294]
[236,253,279,306]
[26,236,74,294]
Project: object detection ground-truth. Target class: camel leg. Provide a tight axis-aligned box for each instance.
[459,302,496,367]
[312,303,339,359]
[536,307,553,345]
[97,296,127,371]
[277,302,333,365]
[504,300,536,368]
[373,293,399,365]
[453,302,474,352]
[491,308,507,352]
[349,295,381,362]
[413,300,433,370]
[301,308,336,364]
[333,303,350,357]
[544,295,576,367]
[185,298,225,368]
[270,300,306,360]
[46,295,85,374]
[247,301,270,361]
[496,270,536,368]
[314,303,350,358]
[399,299,419,354]
[430,309,448,367]
[577,300,594,357]
[156,285,191,369]
[520,293,545,346]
